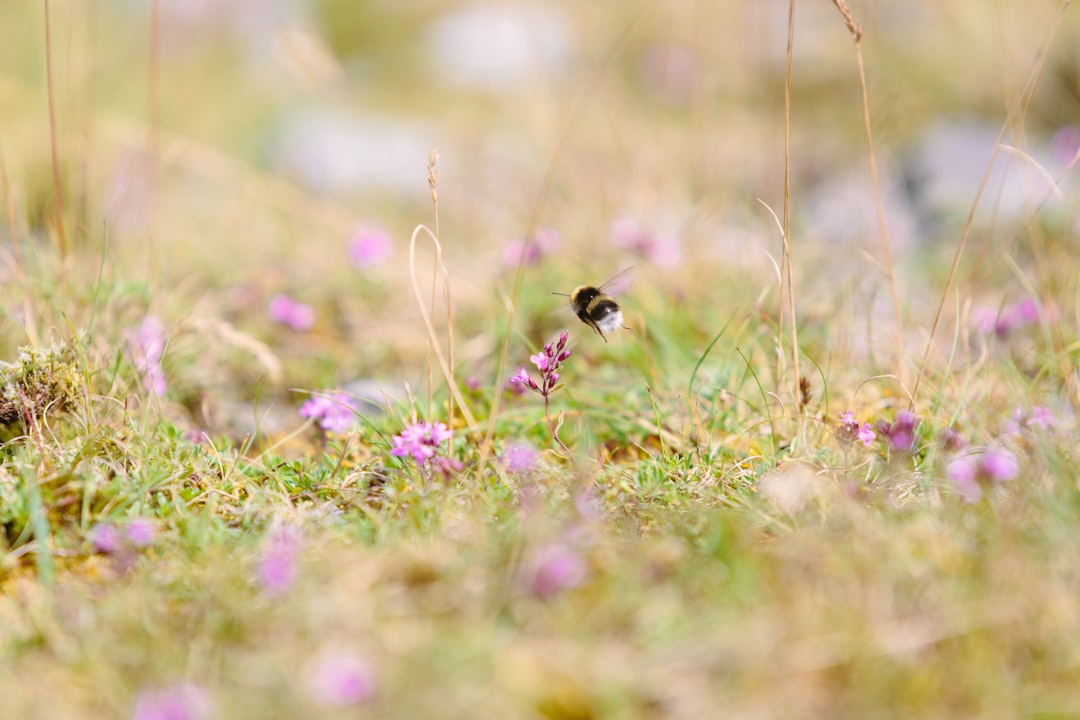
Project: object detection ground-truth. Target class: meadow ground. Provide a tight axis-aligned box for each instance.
[2,1,1080,718]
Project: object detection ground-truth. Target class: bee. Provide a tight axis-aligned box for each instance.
[553,268,633,342]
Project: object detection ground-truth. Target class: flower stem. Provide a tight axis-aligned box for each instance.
[544,393,572,457]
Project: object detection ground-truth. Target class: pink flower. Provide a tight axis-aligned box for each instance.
[91,523,124,554]
[1010,405,1056,434]
[268,293,315,332]
[347,226,393,268]
[1029,406,1056,429]
[947,448,1019,503]
[257,524,301,598]
[974,297,1041,339]
[980,447,1019,482]
[528,544,587,599]
[126,316,167,397]
[837,410,876,448]
[502,441,538,473]
[308,651,376,707]
[390,421,454,467]
[947,455,982,503]
[878,410,918,453]
[529,351,550,372]
[125,519,158,547]
[299,392,357,434]
[131,682,211,720]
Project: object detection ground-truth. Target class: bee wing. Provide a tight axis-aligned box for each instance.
[599,266,636,297]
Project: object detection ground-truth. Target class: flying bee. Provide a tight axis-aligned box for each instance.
[553,268,633,342]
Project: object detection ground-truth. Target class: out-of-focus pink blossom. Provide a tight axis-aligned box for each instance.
[299,392,357,434]
[127,316,168,397]
[878,410,918,453]
[528,544,587,600]
[131,682,211,720]
[125,519,158,547]
[946,448,1019,503]
[348,226,393,268]
[268,293,316,332]
[502,441,538,473]
[257,524,302,598]
[308,651,376,707]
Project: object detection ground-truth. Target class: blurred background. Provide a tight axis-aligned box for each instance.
[0,0,1077,434]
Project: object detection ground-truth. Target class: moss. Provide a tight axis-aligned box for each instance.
[0,341,84,428]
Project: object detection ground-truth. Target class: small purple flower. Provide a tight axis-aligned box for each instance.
[1009,405,1056,435]
[126,316,167,397]
[268,293,315,332]
[947,455,982,503]
[517,332,571,398]
[975,297,1041,339]
[510,365,539,392]
[502,441,538,473]
[347,226,393,268]
[947,448,1019,503]
[308,651,376,707]
[1029,406,1056,429]
[299,392,357,434]
[257,524,301,598]
[131,682,211,720]
[836,410,876,448]
[878,410,918,453]
[528,544,587,599]
[390,421,454,468]
[980,447,1019,482]
[529,351,550,372]
[940,427,967,453]
[125,519,157,547]
[91,523,124,554]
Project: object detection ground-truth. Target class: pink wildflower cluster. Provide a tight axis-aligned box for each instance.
[511,332,573,454]
[511,331,571,398]
[972,297,1040,339]
[307,651,376,707]
[126,316,167,397]
[268,293,315,332]
[257,523,302,598]
[299,392,357,434]
[390,420,460,478]
[527,543,587,600]
[1007,405,1056,435]
[836,410,876,448]
[947,448,1019,503]
[878,410,918,453]
[348,226,393,268]
[91,519,158,554]
[131,682,211,720]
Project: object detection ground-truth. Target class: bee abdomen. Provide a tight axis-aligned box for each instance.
[589,297,620,320]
